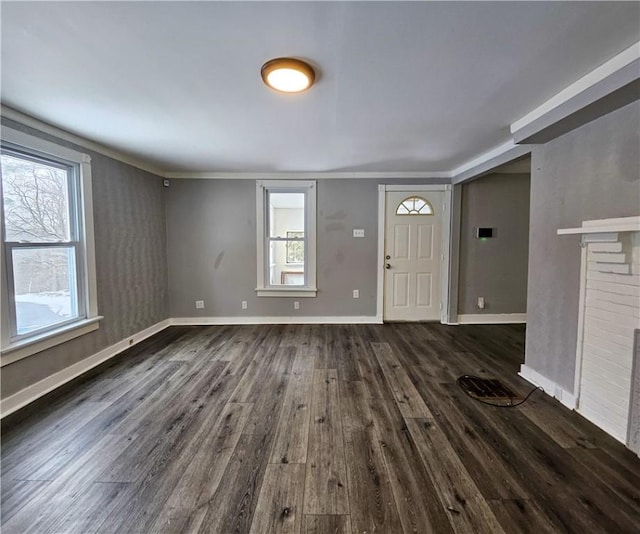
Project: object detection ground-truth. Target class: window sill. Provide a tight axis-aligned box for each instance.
[1,316,103,367]
[256,287,317,298]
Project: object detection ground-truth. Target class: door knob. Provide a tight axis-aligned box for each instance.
[385,263,391,269]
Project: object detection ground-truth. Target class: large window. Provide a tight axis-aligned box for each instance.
[256,180,316,297]
[1,127,99,362]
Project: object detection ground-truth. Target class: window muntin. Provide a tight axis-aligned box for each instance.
[2,148,86,338]
[396,196,433,215]
[256,180,316,297]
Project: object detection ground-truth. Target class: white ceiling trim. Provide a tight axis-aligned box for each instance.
[451,142,532,185]
[510,41,640,135]
[449,139,533,184]
[164,171,452,180]
[0,106,165,177]
[451,140,517,177]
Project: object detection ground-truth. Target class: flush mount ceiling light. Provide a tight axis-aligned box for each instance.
[261,58,315,93]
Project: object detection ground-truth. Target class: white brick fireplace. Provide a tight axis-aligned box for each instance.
[558,216,640,453]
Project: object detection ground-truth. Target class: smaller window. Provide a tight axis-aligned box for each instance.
[256,180,317,297]
[396,196,433,215]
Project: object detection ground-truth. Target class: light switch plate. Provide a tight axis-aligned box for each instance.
[353,229,365,238]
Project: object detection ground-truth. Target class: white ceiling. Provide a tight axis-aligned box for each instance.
[1,2,638,174]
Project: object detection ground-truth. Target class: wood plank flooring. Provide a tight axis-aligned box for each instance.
[2,323,640,533]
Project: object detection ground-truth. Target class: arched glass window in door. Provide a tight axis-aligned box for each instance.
[396,196,433,215]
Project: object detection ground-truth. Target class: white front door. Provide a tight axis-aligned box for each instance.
[384,191,442,321]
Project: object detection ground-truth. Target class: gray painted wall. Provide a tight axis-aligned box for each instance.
[458,172,530,315]
[166,178,447,318]
[1,119,168,399]
[167,178,379,317]
[525,100,640,392]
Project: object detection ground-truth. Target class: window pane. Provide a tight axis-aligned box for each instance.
[11,247,79,335]
[269,240,304,285]
[1,153,71,242]
[396,196,433,216]
[286,232,304,263]
[268,192,305,238]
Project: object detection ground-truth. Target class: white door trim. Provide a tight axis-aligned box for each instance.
[377,184,453,323]
[376,185,386,323]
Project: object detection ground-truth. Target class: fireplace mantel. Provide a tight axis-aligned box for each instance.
[557,216,640,235]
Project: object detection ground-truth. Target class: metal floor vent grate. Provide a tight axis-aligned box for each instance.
[457,376,520,402]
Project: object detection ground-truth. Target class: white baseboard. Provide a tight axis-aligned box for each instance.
[457,313,526,324]
[170,316,383,326]
[519,364,577,410]
[0,319,171,419]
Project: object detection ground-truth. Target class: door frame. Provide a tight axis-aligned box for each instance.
[377,184,453,323]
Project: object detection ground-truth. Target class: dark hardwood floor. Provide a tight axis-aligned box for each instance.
[2,323,640,533]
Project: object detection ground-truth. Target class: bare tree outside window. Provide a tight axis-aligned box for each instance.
[2,154,70,242]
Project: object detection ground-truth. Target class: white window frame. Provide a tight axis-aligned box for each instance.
[1,127,101,366]
[256,180,317,297]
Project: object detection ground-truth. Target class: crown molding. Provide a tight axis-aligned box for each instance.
[163,171,452,180]
[450,140,532,184]
[451,140,515,177]
[510,42,640,138]
[0,105,165,177]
